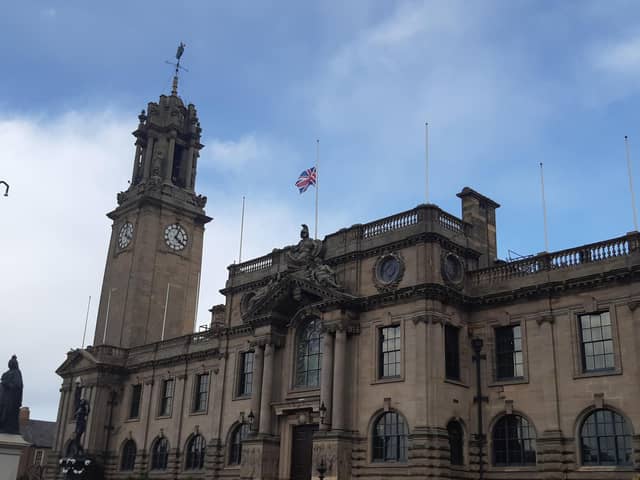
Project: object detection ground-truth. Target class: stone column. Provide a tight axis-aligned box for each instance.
[413,318,428,427]
[185,146,195,190]
[320,332,335,431]
[259,343,274,435]
[142,137,155,179]
[166,136,176,181]
[332,328,347,431]
[250,345,264,432]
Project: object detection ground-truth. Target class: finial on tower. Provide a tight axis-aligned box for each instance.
[166,42,188,96]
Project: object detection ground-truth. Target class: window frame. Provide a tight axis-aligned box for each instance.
[378,324,402,379]
[120,439,136,471]
[185,434,207,470]
[371,411,409,463]
[447,420,464,466]
[157,378,175,418]
[236,350,255,398]
[491,414,537,467]
[293,319,323,390]
[579,408,633,466]
[150,437,169,471]
[494,324,525,381]
[445,324,461,381]
[192,372,210,413]
[128,384,142,420]
[578,311,615,373]
[228,423,250,466]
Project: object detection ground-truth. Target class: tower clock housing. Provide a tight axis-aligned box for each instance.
[93,92,211,348]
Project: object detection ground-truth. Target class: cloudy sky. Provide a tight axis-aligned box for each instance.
[2,1,640,420]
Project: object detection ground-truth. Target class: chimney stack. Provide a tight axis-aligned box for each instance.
[457,187,500,268]
[19,406,30,426]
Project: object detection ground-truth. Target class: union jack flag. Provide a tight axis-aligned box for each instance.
[295,166,317,193]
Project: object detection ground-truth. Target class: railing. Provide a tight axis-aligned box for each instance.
[361,209,421,239]
[471,234,637,286]
[439,211,464,233]
[230,252,273,277]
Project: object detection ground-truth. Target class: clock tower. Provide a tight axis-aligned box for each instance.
[93,85,211,348]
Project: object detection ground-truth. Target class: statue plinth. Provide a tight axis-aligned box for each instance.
[0,432,29,480]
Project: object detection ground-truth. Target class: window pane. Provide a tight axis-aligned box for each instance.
[495,325,524,380]
[580,313,615,372]
[295,320,323,388]
[492,415,536,466]
[580,409,632,466]
[379,325,401,378]
[372,412,408,462]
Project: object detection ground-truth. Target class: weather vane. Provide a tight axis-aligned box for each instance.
[166,42,188,96]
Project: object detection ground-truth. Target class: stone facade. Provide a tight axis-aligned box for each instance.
[47,89,640,480]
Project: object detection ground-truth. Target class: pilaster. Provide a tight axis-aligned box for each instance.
[312,431,352,480]
[240,436,280,480]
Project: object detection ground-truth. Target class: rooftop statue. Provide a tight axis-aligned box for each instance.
[286,224,323,268]
[0,355,23,434]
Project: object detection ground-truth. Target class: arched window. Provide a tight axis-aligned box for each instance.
[185,434,206,470]
[580,409,632,466]
[295,319,323,388]
[492,415,536,466]
[150,437,169,470]
[447,420,464,466]
[372,411,408,462]
[229,423,250,465]
[120,439,136,471]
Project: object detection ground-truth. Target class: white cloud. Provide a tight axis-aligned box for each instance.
[205,134,261,171]
[592,34,640,77]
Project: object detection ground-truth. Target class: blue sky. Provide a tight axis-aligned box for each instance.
[2,1,640,419]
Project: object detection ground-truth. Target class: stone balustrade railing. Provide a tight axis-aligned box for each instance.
[228,205,469,279]
[470,233,639,286]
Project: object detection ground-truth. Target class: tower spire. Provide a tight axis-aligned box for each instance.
[167,42,187,96]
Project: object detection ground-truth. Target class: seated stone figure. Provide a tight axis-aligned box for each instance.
[286,224,323,268]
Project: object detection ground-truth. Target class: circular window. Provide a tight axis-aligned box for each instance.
[442,253,464,284]
[374,253,405,290]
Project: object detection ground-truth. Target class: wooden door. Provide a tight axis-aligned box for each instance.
[290,424,318,480]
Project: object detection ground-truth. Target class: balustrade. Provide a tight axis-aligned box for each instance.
[471,234,637,286]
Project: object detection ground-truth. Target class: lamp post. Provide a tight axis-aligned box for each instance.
[248,410,255,430]
[319,402,327,427]
[316,457,327,480]
[472,337,486,480]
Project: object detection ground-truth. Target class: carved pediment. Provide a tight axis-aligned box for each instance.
[243,274,356,322]
[56,349,99,377]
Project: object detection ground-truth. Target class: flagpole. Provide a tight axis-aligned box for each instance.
[239,196,246,263]
[624,136,639,231]
[540,162,549,252]
[425,122,429,204]
[315,139,320,239]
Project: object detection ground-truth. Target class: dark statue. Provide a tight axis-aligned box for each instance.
[73,398,90,449]
[0,355,23,434]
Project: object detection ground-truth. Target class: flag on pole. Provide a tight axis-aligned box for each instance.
[295,166,317,193]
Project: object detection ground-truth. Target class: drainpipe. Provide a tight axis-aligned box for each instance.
[472,337,487,480]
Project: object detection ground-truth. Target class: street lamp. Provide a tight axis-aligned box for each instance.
[316,457,327,480]
[248,410,255,429]
[0,181,8,197]
[319,402,327,425]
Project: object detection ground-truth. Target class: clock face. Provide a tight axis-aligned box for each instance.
[117,222,134,249]
[164,224,188,251]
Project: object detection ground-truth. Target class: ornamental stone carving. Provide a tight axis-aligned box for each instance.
[286,224,323,267]
[373,252,405,292]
